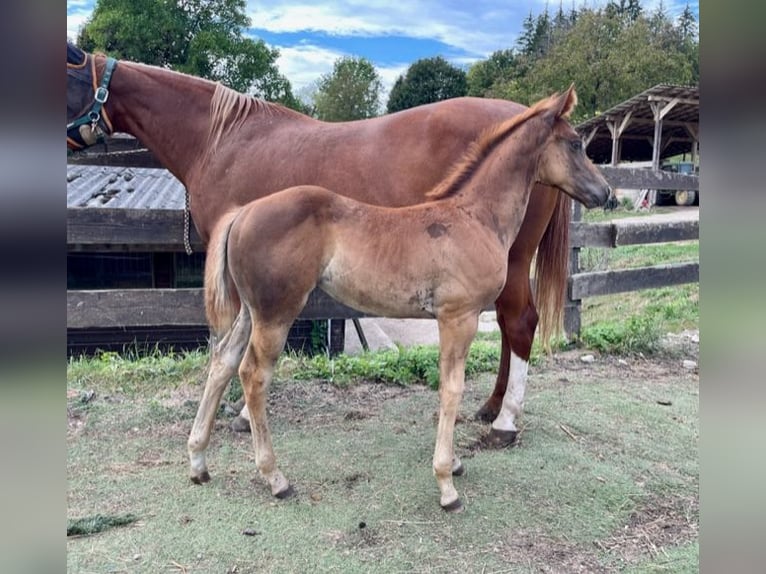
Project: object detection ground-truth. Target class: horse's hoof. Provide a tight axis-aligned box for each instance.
[452,463,465,476]
[474,403,500,423]
[484,428,518,449]
[230,416,252,433]
[191,470,211,484]
[441,498,464,513]
[274,485,295,500]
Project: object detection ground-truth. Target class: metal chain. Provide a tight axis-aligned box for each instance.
[183,189,193,255]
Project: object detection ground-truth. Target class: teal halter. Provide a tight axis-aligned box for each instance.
[67,56,117,149]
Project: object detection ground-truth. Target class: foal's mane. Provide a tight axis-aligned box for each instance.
[426,93,563,201]
[206,83,303,157]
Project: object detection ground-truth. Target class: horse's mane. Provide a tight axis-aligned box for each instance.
[426,92,568,201]
[206,83,303,157]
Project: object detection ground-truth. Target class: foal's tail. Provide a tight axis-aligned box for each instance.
[534,193,572,350]
[204,209,241,335]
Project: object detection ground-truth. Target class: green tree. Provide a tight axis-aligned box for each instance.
[77,0,303,110]
[313,56,382,121]
[386,56,467,113]
[522,7,695,122]
[466,49,521,97]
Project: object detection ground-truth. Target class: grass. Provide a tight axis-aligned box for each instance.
[575,207,699,354]
[67,356,698,573]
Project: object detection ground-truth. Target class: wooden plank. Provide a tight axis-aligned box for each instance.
[67,208,204,249]
[67,288,370,329]
[569,262,699,300]
[570,221,616,248]
[615,219,698,245]
[598,166,698,190]
[571,219,698,248]
[68,289,206,328]
[68,149,164,169]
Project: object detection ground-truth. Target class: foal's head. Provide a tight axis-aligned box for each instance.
[536,86,612,209]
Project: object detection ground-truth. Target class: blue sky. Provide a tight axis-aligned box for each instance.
[67,1,699,100]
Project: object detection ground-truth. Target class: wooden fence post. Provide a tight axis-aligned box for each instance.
[564,202,583,340]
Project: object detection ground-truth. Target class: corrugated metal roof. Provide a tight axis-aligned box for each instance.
[576,84,699,164]
[67,164,185,209]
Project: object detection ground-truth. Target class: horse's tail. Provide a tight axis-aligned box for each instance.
[204,208,241,335]
[534,193,572,351]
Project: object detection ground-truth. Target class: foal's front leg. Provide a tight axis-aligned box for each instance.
[433,312,478,512]
[187,310,250,483]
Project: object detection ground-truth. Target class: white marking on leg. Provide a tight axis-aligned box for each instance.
[491,352,528,432]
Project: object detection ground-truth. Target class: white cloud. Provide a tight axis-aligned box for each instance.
[247,1,529,58]
[275,43,343,90]
[273,40,408,106]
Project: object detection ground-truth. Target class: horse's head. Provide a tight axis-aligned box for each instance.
[67,41,116,150]
[536,86,613,209]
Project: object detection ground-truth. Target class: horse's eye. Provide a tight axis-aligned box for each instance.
[570,139,582,152]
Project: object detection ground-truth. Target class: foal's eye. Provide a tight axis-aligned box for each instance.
[570,139,583,152]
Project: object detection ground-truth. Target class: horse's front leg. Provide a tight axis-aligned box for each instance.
[475,277,537,450]
[433,311,478,512]
[187,310,251,483]
[240,321,293,499]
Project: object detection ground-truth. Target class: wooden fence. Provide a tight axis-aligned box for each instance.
[67,155,698,341]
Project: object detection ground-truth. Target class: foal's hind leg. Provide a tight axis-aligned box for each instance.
[475,278,537,450]
[188,310,251,483]
[240,321,293,498]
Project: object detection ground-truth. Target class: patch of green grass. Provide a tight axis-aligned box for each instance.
[67,348,208,397]
[581,282,698,354]
[278,341,501,389]
[580,241,698,273]
[582,205,678,223]
[581,312,664,355]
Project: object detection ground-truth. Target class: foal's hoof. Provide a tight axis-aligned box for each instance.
[274,485,295,500]
[452,463,465,477]
[484,428,518,449]
[474,402,501,423]
[190,470,211,484]
[441,498,464,513]
[230,415,252,433]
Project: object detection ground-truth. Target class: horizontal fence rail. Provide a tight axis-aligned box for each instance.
[68,288,370,330]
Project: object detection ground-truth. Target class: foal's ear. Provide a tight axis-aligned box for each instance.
[553,84,578,119]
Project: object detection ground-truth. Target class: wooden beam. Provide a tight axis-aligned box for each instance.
[615,219,698,246]
[571,219,698,248]
[582,126,599,148]
[597,166,698,190]
[647,95,699,107]
[68,289,207,328]
[67,288,371,329]
[569,262,699,300]
[67,208,205,249]
[570,221,616,248]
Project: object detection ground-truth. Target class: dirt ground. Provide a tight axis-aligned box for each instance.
[68,343,698,573]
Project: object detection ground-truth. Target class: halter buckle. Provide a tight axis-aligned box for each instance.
[94,86,109,103]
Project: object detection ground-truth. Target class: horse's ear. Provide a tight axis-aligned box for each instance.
[554,84,577,119]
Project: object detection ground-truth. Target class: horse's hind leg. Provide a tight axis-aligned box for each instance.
[240,320,293,498]
[188,310,251,483]
[475,279,537,450]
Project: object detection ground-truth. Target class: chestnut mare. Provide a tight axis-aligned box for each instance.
[201,88,610,510]
[67,42,586,450]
